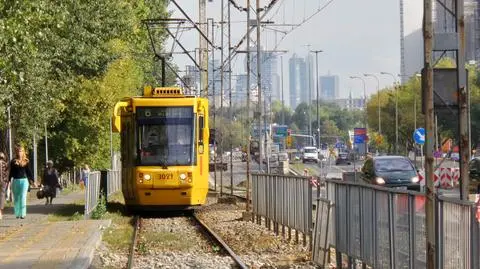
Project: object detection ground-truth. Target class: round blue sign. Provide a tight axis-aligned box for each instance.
[413,128,425,145]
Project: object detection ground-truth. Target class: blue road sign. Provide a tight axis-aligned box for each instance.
[414,128,425,145]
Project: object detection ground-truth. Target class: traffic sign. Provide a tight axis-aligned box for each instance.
[414,128,425,144]
[354,128,367,144]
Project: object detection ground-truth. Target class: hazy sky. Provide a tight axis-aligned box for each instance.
[166,0,423,99]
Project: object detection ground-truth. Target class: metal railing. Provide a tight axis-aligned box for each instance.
[84,171,101,219]
[252,173,313,245]
[312,179,480,268]
[106,169,121,198]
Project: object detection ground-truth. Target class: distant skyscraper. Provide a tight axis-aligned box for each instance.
[320,75,339,100]
[288,54,307,108]
[234,74,248,106]
[244,46,278,104]
[306,54,315,103]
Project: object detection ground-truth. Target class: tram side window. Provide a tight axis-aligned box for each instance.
[198,115,204,144]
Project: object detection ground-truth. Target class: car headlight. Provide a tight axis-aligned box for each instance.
[411,176,419,183]
[144,174,151,180]
[375,177,385,184]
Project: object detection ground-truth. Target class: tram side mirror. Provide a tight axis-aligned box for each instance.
[198,116,204,144]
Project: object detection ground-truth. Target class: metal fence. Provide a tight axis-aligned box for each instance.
[312,179,480,268]
[106,169,121,198]
[84,171,101,219]
[251,173,313,245]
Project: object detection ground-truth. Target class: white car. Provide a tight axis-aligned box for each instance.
[302,146,319,163]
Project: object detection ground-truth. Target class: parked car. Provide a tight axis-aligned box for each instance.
[335,152,351,165]
[361,155,420,191]
[469,157,480,193]
[302,146,319,163]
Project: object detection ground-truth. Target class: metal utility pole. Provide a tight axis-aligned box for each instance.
[380,72,399,154]
[210,18,217,192]
[456,0,469,201]
[228,0,234,195]
[199,0,208,97]
[33,131,37,183]
[305,44,312,138]
[350,76,368,155]
[281,55,285,125]
[245,0,251,212]
[422,0,435,267]
[311,50,322,150]
[44,122,48,163]
[220,2,225,196]
[7,106,12,160]
[256,0,266,173]
[364,73,381,134]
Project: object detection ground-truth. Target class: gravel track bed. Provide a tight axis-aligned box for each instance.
[92,194,317,269]
[196,201,316,269]
[133,216,236,269]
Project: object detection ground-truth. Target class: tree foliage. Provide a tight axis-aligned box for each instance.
[0,0,172,171]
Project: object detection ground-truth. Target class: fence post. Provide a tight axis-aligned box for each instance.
[471,205,479,269]
[100,170,108,203]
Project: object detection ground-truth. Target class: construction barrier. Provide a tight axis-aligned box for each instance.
[418,167,460,189]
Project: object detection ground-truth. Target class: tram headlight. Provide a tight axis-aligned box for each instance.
[144,174,151,180]
[179,173,187,180]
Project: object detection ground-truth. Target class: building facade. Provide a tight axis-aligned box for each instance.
[288,54,307,108]
[320,75,340,101]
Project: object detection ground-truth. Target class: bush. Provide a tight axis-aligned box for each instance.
[91,195,107,219]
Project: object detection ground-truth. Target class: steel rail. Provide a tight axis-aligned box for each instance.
[127,216,141,269]
[192,213,248,269]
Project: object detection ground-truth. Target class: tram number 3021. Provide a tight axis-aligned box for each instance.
[159,173,173,180]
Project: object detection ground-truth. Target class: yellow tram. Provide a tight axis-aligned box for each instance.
[112,86,209,211]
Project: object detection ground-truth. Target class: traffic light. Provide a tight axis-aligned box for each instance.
[286,136,292,148]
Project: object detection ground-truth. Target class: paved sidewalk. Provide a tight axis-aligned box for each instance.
[0,189,110,269]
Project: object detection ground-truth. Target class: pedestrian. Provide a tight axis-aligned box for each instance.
[8,145,35,219]
[80,164,90,187]
[41,160,61,205]
[0,152,9,219]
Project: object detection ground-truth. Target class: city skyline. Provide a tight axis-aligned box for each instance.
[166,0,425,103]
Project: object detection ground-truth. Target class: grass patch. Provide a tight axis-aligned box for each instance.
[102,214,133,253]
[291,163,307,173]
[138,231,193,253]
[60,184,81,195]
[47,202,85,222]
[100,192,134,253]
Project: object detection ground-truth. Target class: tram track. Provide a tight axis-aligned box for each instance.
[127,213,247,269]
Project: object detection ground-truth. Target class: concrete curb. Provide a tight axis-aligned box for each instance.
[70,219,112,269]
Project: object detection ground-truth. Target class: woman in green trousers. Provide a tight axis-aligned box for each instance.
[8,145,34,219]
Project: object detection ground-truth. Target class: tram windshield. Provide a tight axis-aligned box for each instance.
[136,106,195,166]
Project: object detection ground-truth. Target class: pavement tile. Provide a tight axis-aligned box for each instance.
[0,190,110,268]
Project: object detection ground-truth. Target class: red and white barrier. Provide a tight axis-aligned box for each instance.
[418,167,460,189]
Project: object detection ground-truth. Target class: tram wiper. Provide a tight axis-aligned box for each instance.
[160,158,168,169]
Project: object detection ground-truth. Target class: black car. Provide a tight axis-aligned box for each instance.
[469,157,480,193]
[335,152,351,165]
[361,156,420,191]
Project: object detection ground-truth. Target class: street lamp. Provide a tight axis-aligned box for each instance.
[350,76,368,156]
[380,71,399,154]
[349,76,367,128]
[364,73,381,134]
[414,73,421,131]
[310,50,323,151]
